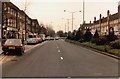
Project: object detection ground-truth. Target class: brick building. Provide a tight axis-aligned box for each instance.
[79,21,93,34]
[2,2,20,39]
[0,1,41,45]
[91,11,119,36]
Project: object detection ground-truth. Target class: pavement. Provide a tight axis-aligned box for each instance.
[2,40,119,78]
[0,42,46,55]
[0,47,2,55]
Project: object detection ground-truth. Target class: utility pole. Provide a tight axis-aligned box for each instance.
[64,10,81,32]
[0,1,2,46]
[107,10,110,35]
[118,1,120,38]
[83,0,85,23]
[100,14,102,35]
[72,13,74,31]
[65,23,66,33]
[67,19,70,32]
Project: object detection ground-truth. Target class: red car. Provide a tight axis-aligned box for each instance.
[2,39,25,55]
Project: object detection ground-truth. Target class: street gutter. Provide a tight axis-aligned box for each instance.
[65,40,120,60]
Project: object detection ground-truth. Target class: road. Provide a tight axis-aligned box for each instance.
[2,40,119,78]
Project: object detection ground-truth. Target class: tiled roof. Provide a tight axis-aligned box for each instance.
[109,13,118,21]
[94,13,118,25]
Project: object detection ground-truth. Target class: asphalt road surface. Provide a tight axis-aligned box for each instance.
[2,39,119,78]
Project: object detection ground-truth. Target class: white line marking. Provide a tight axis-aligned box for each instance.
[60,57,64,60]
[68,77,71,78]
[58,50,60,52]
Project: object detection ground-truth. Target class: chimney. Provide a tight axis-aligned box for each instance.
[90,21,91,24]
[107,10,110,16]
[83,21,85,24]
[100,14,102,19]
[94,17,96,21]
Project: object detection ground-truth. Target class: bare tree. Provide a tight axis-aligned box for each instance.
[23,0,30,12]
[20,0,31,13]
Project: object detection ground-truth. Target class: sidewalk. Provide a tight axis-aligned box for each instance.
[0,41,46,55]
[0,47,2,55]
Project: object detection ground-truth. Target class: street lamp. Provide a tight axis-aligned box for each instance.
[64,10,81,32]
[62,18,71,32]
[61,18,67,32]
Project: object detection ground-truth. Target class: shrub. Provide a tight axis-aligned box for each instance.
[93,30,99,38]
[96,35,108,45]
[107,35,118,42]
[74,30,83,41]
[78,38,84,43]
[83,29,92,42]
[91,30,99,43]
[109,40,120,49]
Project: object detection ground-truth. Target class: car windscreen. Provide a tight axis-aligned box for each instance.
[4,39,22,46]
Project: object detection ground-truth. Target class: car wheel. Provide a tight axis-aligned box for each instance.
[22,50,25,54]
[3,52,6,55]
[18,52,22,56]
[18,50,23,56]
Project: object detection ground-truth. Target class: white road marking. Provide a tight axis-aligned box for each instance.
[67,77,71,78]
[60,57,64,60]
[58,50,60,52]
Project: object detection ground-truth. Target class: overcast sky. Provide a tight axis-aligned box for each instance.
[10,0,120,32]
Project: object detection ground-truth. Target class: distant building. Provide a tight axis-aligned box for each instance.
[91,12,119,36]
[79,2,120,38]
[79,21,93,34]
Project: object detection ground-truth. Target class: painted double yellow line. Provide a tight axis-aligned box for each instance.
[0,55,16,64]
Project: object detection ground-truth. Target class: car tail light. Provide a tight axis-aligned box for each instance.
[2,45,8,48]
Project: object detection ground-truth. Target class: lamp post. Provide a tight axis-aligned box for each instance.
[0,1,2,46]
[62,18,67,32]
[99,14,102,35]
[64,10,81,32]
[118,1,120,38]
[67,19,70,32]
[62,18,70,32]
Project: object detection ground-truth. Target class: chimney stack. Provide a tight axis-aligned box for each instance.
[90,21,91,24]
[107,10,110,16]
[94,17,96,21]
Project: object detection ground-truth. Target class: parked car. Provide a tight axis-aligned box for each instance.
[36,37,42,43]
[45,36,51,40]
[2,39,25,55]
[40,34,45,41]
[54,37,59,40]
[27,38,37,45]
[50,37,54,40]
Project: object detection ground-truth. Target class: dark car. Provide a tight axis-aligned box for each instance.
[2,39,25,55]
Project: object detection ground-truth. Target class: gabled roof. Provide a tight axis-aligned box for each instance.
[109,13,118,21]
[94,12,118,25]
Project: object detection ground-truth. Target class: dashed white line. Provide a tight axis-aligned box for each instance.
[67,77,71,78]
[60,57,64,60]
[58,50,60,52]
